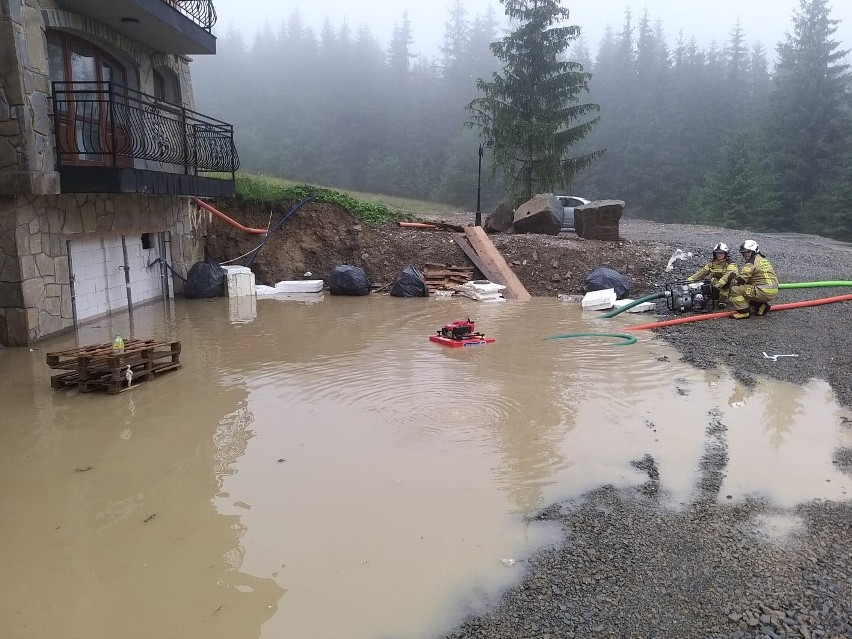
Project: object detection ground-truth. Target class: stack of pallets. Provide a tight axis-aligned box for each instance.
[46,338,181,395]
[422,263,475,293]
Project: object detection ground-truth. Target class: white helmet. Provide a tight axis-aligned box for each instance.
[713,242,729,255]
[740,239,759,253]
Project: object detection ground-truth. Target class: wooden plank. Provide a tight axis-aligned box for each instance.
[452,233,491,281]
[462,227,532,301]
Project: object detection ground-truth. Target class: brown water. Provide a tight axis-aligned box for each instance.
[1,296,850,639]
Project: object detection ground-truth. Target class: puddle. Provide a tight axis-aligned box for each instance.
[0,296,850,639]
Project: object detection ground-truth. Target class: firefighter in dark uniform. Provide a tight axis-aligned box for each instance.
[730,240,779,319]
[687,242,739,308]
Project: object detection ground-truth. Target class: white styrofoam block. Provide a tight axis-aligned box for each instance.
[458,290,504,302]
[581,288,616,310]
[226,270,256,297]
[611,298,656,313]
[254,284,279,296]
[458,279,506,302]
[222,265,251,275]
[462,280,506,293]
[274,279,324,293]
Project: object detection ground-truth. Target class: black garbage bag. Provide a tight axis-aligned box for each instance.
[330,265,372,296]
[583,267,631,300]
[185,258,226,299]
[390,265,429,297]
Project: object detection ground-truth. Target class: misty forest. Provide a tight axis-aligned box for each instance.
[192,0,852,240]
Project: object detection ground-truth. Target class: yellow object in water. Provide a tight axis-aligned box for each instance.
[112,335,125,352]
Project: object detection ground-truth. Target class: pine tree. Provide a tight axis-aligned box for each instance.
[387,11,415,81]
[467,0,602,203]
[440,0,469,86]
[766,0,851,231]
[688,124,780,229]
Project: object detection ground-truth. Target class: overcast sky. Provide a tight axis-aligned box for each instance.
[212,0,852,59]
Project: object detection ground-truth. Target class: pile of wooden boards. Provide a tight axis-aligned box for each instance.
[46,338,181,395]
[422,263,475,292]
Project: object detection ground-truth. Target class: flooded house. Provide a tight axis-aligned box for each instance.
[0,0,238,346]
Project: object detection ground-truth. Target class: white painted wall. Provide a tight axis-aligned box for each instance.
[69,234,165,322]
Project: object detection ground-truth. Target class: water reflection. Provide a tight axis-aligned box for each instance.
[0,296,850,639]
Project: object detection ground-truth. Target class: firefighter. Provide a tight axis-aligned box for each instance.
[729,240,779,319]
[686,242,738,308]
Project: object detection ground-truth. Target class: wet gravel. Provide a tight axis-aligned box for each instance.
[442,219,852,639]
[621,219,852,409]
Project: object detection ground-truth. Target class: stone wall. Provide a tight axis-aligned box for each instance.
[0,193,204,346]
[0,0,59,195]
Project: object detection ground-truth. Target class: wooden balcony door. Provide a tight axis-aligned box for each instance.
[48,32,131,167]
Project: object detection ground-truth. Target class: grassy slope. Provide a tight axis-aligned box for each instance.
[234,173,464,225]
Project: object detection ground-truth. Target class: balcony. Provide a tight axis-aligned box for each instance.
[58,0,218,54]
[52,81,239,197]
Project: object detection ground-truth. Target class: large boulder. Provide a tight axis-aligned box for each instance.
[484,201,514,233]
[574,200,625,241]
[512,193,561,235]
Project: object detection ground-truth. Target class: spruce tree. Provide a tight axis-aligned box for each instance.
[766,0,851,231]
[467,0,602,204]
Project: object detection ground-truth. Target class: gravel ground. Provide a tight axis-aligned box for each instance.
[441,217,852,639]
[620,219,852,409]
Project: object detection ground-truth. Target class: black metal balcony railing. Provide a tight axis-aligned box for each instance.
[163,0,217,31]
[51,81,239,177]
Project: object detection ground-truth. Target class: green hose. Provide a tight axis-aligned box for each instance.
[600,282,852,319]
[599,292,665,319]
[779,281,852,289]
[546,332,637,346]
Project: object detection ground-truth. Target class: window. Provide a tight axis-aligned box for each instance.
[48,32,128,166]
[153,69,181,104]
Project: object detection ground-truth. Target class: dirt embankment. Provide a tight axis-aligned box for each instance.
[204,201,670,298]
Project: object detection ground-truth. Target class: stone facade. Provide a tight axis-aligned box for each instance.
[0,0,214,345]
[0,193,202,345]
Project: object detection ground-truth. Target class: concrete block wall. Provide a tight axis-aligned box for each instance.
[68,234,165,322]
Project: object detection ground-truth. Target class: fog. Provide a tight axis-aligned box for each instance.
[193,0,852,241]
[214,0,852,57]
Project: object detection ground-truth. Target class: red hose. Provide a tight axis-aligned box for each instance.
[192,198,267,235]
[626,293,852,331]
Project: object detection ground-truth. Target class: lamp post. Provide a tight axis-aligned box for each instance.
[476,140,494,227]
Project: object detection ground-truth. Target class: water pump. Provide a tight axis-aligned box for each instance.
[664,280,715,314]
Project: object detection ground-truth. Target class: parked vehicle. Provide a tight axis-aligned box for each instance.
[555,195,590,231]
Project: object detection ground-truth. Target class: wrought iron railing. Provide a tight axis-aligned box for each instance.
[51,81,239,177]
[161,0,217,31]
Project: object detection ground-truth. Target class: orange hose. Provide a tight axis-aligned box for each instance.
[626,310,735,330]
[398,222,439,229]
[626,293,852,331]
[193,198,267,235]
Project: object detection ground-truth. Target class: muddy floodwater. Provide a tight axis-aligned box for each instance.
[1,296,850,639]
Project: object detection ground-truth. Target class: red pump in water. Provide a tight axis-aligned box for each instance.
[429,318,495,348]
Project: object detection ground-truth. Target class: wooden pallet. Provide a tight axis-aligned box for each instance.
[422,263,475,292]
[46,339,181,394]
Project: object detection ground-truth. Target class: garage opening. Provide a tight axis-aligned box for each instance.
[68,233,169,323]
